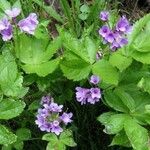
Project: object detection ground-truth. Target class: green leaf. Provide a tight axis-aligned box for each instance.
[0,54,17,84]
[92,59,119,85]
[46,142,66,150]
[1,75,28,98]
[128,14,150,46]
[0,99,25,120]
[110,130,131,147]
[13,141,23,150]
[0,0,11,11]
[60,130,77,147]
[16,128,31,141]
[114,88,136,112]
[60,59,91,81]
[16,34,60,76]
[2,145,12,150]
[109,51,132,72]
[22,58,60,77]
[13,0,22,9]
[98,113,127,134]
[0,125,17,145]
[42,133,58,143]
[137,77,150,94]
[124,118,149,150]
[132,51,150,64]
[104,90,129,113]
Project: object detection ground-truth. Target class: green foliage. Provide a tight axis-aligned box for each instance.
[15,34,61,77]
[92,59,119,85]
[0,99,25,120]
[42,130,76,150]
[0,125,17,145]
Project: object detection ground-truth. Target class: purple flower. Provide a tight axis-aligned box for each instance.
[99,25,110,38]
[0,18,13,41]
[87,88,101,104]
[51,121,63,135]
[75,87,90,105]
[36,97,73,135]
[60,112,73,125]
[116,16,131,33]
[41,95,53,105]
[90,75,100,85]
[105,32,115,43]
[18,13,38,35]
[110,42,120,51]
[5,8,21,18]
[100,11,109,21]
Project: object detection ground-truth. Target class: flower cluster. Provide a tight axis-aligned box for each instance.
[0,7,38,41]
[35,96,73,135]
[99,11,131,51]
[75,75,101,105]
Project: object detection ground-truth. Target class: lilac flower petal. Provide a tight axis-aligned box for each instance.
[5,8,21,18]
[99,25,110,38]
[90,75,100,85]
[60,112,73,125]
[100,11,109,21]
[18,13,38,35]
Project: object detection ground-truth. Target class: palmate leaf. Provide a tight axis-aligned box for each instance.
[98,113,128,135]
[109,51,132,72]
[15,34,61,77]
[60,58,91,81]
[0,99,25,120]
[92,59,119,85]
[0,125,17,145]
[124,118,149,150]
[0,51,28,98]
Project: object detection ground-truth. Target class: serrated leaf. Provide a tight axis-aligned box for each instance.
[60,130,77,147]
[104,90,129,113]
[98,113,127,134]
[0,125,17,145]
[22,58,60,77]
[13,141,23,150]
[42,133,58,142]
[132,51,150,64]
[109,51,132,72]
[124,118,149,150]
[0,99,25,120]
[92,59,119,85]
[114,88,135,112]
[137,77,150,94]
[16,128,31,141]
[60,59,91,81]
[111,130,131,147]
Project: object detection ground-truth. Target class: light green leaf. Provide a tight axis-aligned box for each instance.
[92,59,119,85]
[98,113,127,134]
[137,77,150,94]
[60,130,77,147]
[42,133,58,143]
[114,88,135,112]
[1,75,28,98]
[0,99,25,120]
[0,0,11,11]
[22,58,60,77]
[132,51,150,64]
[13,0,22,9]
[124,118,149,150]
[0,125,17,145]
[60,59,91,81]
[109,51,132,72]
[104,90,129,113]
